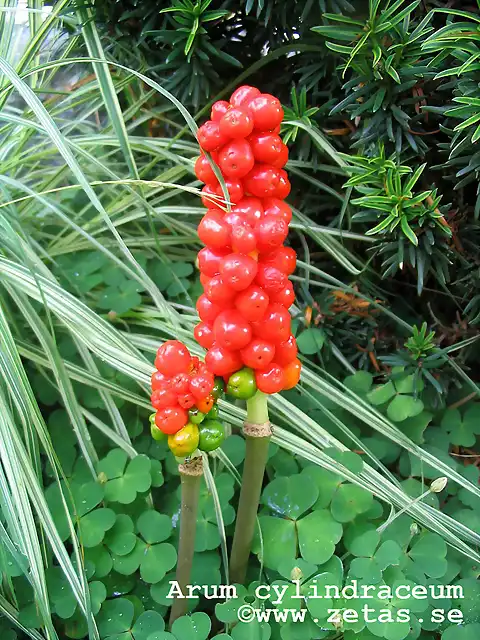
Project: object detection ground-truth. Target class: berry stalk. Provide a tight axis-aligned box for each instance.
[169,456,203,625]
[229,391,271,585]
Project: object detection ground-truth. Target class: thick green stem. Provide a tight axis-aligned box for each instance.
[229,392,271,585]
[169,457,203,626]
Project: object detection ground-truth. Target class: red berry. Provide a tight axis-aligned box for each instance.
[252,303,291,343]
[197,120,229,152]
[283,358,301,390]
[151,388,177,410]
[274,335,298,366]
[263,198,292,224]
[155,340,191,376]
[272,142,288,169]
[260,247,297,275]
[214,309,252,350]
[220,253,258,291]
[205,345,243,376]
[244,165,281,198]
[190,372,215,399]
[200,273,211,288]
[194,155,217,184]
[155,406,188,434]
[232,197,264,226]
[255,263,287,294]
[248,132,284,165]
[151,370,169,391]
[194,322,214,349]
[218,139,255,178]
[178,393,196,410]
[255,363,285,394]
[219,108,254,138]
[269,281,295,307]
[215,178,244,205]
[211,100,230,122]
[198,211,231,250]
[204,275,236,305]
[230,85,261,107]
[171,373,191,394]
[201,184,222,209]
[198,247,229,277]
[235,285,269,321]
[255,216,288,254]
[273,169,291,199]
[241,339,275,370]
[196,294,225,324]
[248,94,284,131]
[231,225,257,254]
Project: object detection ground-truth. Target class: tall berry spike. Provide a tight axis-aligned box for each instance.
[195,85,301,395]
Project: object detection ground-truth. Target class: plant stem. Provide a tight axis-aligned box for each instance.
[169,456,203,626]
[229,391,271,585]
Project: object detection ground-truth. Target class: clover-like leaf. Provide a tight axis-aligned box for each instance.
[262,475,318,520]
[98,450,152,504]
[443,625,480,640]
[441,406,480,447]
[297,510,342,565]
[344,521,380,557]
[131,611,165,640]
[171,612,211,640]
[89,581,107,615]
[97,598,135,637]
[368,381,396,405]
[79,508,116,548]
[408,532,447,578]
[137,510,172,544]
[253,516,296,570]
[387,395,424,422]
[301,466,343,509]
[104,514,137,556]
[331,484,374,523]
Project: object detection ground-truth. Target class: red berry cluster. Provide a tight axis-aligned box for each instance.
[193,85,301,395]
[151,340,215,434]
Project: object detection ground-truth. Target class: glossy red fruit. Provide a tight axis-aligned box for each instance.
[155,340,191,376]
[235,285,269,321]
[231,225,257,254]
[213,309,252,350]
[204,275,236,305]
[219,108,254,138]
[273,169,291,199]
[220,253,258,291]
[240,339,275,370]
[255,216,288,254]
[200,273,211,288]
[194,322,215,349]
[198,211,231,250]
[255,263,287,294]
[252,303,291,343]
[244,165,280,198]
[196,294,226,324]
[177,393,196,409]
[151,370,169,391]
[260,246,297,275]
[248,94,284,131]
[272,142,289,169]
[283,358,301,390]
[274,334,298,366]
[190,372,215,399]
[205,345,243,376]
[197,120,229,152]
[232,197,264,226]
[201,184,222,209]
[155,406,188,434]
[194,155,217,184]
[171,372,191,394]
[198,247,228,277]
[211,100,230,122]
[263,198,292,224]
[230,85,261,107]
[151,387,177,410]
[269,281,295,308]
[216,178,244,205]
[218,139,255,178]
[255,363,285,394]
[248,132,284,165]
